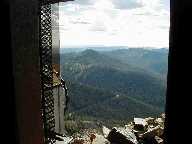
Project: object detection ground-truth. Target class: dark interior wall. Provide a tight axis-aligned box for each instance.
[1,1,18,144]
[9,0,44,144]
[165,0,192,144]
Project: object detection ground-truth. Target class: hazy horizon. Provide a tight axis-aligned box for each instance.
[60,45,169,49]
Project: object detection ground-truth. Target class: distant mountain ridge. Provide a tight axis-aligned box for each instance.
[60,47,168,54]
[103,48,168,80]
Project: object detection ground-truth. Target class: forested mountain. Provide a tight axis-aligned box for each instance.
[103,48,168,79]
[67,82,162,122]
[60,48,168,123]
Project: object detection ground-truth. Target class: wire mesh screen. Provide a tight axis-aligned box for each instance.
[39,3,56,144]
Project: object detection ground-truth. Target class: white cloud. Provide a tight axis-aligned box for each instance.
[59,0,170,48]
[112,0,143,9]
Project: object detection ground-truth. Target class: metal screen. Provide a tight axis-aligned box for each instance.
[39,2,56,144]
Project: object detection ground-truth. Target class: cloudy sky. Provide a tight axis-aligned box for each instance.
[59,0,170,48]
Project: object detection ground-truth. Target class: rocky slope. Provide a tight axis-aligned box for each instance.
[56,113,165,144]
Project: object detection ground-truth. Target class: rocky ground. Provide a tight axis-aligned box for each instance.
[56,113,165,144]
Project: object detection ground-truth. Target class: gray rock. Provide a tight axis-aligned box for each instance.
[133,118,148,131]
[106,127,138,144]
[140,125,164,139]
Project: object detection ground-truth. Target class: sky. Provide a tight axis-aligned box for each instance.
[59,0,170,48]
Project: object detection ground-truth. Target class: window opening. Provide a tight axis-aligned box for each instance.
[39,0,169,144]
[59,0,170,144]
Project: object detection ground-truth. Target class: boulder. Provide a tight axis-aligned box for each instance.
[139,125,164,139]
[106,127,138,144]
[102,126,111,138]
[145,117,155,125]
[155,118,164,128]
[133,118,148,131]
[92,134,110,144]
[161,113,166,121]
